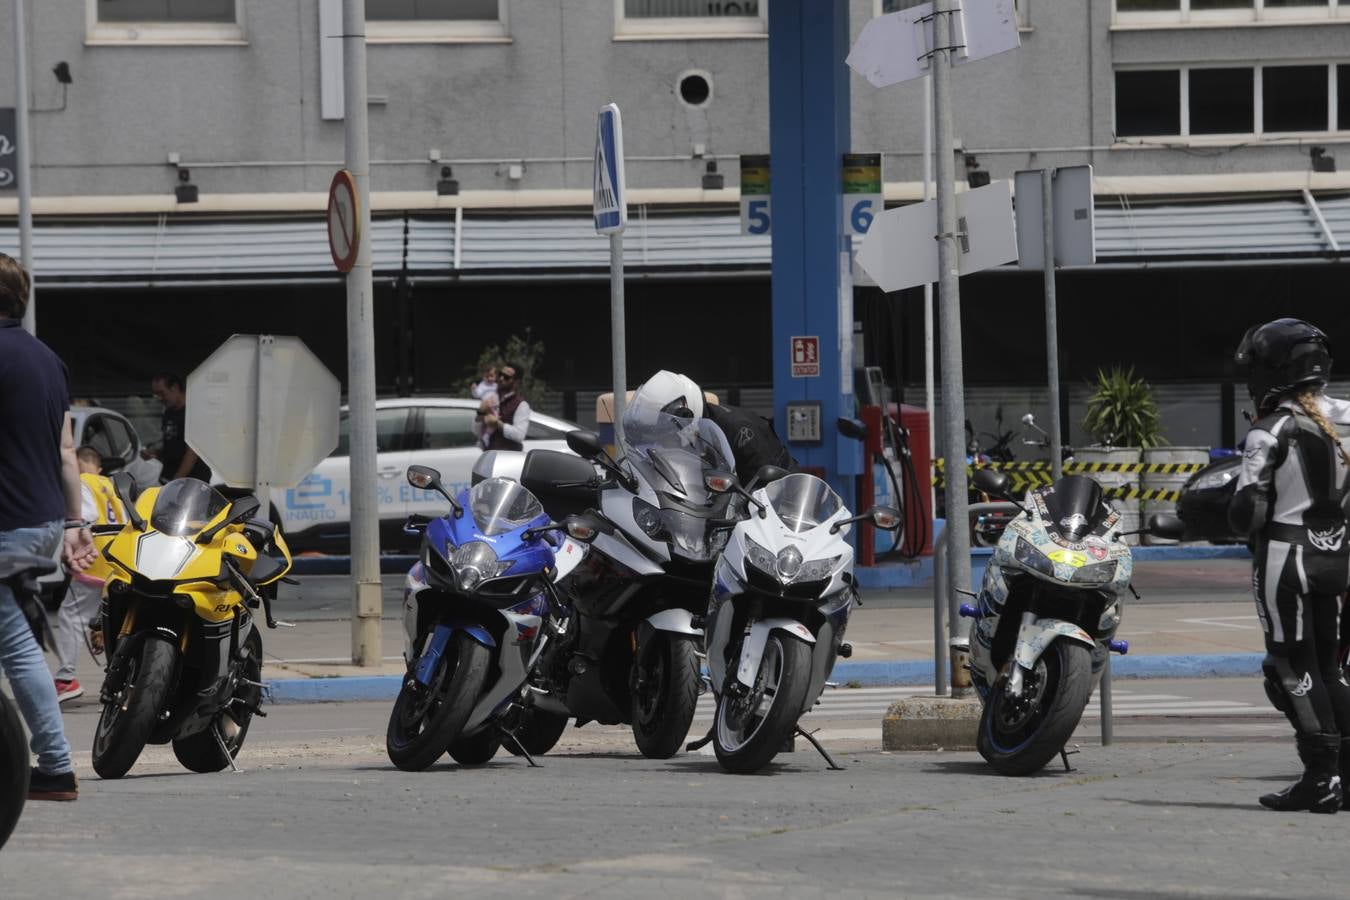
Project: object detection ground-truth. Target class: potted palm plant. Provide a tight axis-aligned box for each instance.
[1079,367,1162,544]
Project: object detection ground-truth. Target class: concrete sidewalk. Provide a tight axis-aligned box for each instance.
[246,555,1270,700]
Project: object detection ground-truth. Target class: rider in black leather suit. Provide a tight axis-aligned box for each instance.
[1231,318,1350,813]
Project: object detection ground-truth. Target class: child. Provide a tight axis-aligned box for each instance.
[477,389,501,450]
[53,446,124,703]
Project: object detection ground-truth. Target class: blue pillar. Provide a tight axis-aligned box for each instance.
[769,0,859,509]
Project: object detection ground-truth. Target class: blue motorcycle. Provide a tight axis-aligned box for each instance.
[386,465,599,771]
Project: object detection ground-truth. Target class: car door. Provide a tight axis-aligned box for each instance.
[404,404,482,519]
[283,406,413,547]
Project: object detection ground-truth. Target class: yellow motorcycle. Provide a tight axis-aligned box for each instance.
[91,475,292,778]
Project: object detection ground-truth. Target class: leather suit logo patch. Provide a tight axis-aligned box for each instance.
[1309,525,1346,553]
[1291,672,1314,698]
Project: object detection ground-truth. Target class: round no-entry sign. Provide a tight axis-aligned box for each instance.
[327,169,361,273]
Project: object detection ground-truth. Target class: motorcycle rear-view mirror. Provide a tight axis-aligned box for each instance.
[407,464,463,516]
[836,417,867,441]
[971,467,1014,500]
[566,429,606,461]
[1145,513,1186,542]
[870,506,903,531]
[197,494,261,545]
[111,471,145,531]
[746,464,790,492]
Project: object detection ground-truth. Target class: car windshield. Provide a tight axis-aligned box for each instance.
[1039,475,1109,542]
[469,477,545,536]
[150,479,230,537]
[762,473,844,534]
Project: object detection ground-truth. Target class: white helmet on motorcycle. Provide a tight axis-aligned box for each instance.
[630,370,704,421]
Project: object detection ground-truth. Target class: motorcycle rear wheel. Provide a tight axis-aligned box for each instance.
[447,729,502,766]
[504,709,569,757]
[630,633,701,759]
[92,636,177,779]
[713,633,811,774]
[172,631,263,773]
[386,631,490,772]
[977,639,1092,776]
[0,693,29,850]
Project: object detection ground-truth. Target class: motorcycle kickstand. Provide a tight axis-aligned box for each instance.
[211,725,242,774]
[502,731,541,768]
[685,727,715,753]
[1059,747,1079,773]
[796,725,844,771]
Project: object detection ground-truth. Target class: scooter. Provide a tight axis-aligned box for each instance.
[959,468,1183,775]
[700,467,900,773]
[387,466,600,770]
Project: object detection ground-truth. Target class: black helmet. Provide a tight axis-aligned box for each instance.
[1235,318,1332,412]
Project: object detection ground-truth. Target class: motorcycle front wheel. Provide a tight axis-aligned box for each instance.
[977,639,1092,776]
[172,631,264,773]
[92,635,178,779]
[713,633,811,774]
[630,633,701,759]
[386,631,490,772]
[0,693,29,849]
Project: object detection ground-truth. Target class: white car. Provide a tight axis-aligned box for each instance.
[278,397,578,553]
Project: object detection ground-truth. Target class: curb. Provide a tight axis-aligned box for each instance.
[264,652,1267,703]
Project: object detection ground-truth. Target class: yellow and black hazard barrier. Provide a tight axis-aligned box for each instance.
[930,458,1205,504]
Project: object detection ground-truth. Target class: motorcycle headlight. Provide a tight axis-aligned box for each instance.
[775,546,803,580]
[745,535,779,579]
[796,554,843,582]
[1071,560,1119,584]
[1014,537,1055,578]
[633,499,668,540]
[1190,468,1237,492]
[451,541,513,592]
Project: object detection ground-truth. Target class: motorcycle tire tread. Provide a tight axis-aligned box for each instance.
[504,710,569,758]
[172,632,263,773]
[92,636,177,780]
[713,634,812,774]
[386,631,491,772]
[977,640,1093,777]
[632,634,701,760]
[0,693,29,850]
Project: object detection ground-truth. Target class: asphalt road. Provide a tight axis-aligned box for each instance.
[7,679,1341,899]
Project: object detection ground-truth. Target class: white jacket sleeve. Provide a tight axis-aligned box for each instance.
[501,401,531,444]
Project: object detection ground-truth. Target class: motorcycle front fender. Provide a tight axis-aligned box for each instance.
[644,608,702,636]
[736,618,816,689]
[412,621,496,687]
[1013,616,1093,673]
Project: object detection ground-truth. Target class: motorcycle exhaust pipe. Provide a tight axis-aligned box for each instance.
[524,686,572,718]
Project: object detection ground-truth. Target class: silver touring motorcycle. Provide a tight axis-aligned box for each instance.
[960,469,1184,775]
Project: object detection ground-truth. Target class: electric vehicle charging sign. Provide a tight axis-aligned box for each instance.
[593,103,627,234]
[843,153,882,237]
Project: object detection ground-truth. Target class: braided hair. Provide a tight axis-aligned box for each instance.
[1294,387,1350,470]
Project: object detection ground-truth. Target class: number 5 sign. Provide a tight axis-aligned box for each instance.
[739,155,771,236]
[843,153,882,237]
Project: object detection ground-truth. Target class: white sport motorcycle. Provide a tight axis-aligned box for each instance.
[702,469,899,773]
[960,469,1183,776]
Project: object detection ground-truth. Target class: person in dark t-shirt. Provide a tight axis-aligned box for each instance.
[148,373,211,483]
[0,252,94,802]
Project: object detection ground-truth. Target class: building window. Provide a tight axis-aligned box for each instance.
[879,0,1030,27]
[1115,70,1181,136]
[1115,0,1349,26]
[87,0,245,43]
[1189,67,1254,133]
[1116,63,1348,139]
[616,0,767,39]
[1263,65,1328,131]
[366,0,509,42]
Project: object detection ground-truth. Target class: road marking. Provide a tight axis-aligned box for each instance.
[1177,616,1260,630]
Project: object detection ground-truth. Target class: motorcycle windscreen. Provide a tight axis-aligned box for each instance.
[150,479,230,536]
[1040,475,1107,542]
[762,473,844,534]
[468,477,545,536]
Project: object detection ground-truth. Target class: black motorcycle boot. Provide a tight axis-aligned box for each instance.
[1260,734,1341,813]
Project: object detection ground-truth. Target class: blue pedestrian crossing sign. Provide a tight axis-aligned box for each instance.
[593,103,627,234]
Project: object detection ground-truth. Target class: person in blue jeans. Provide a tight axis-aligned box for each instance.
[0,253,96,802]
